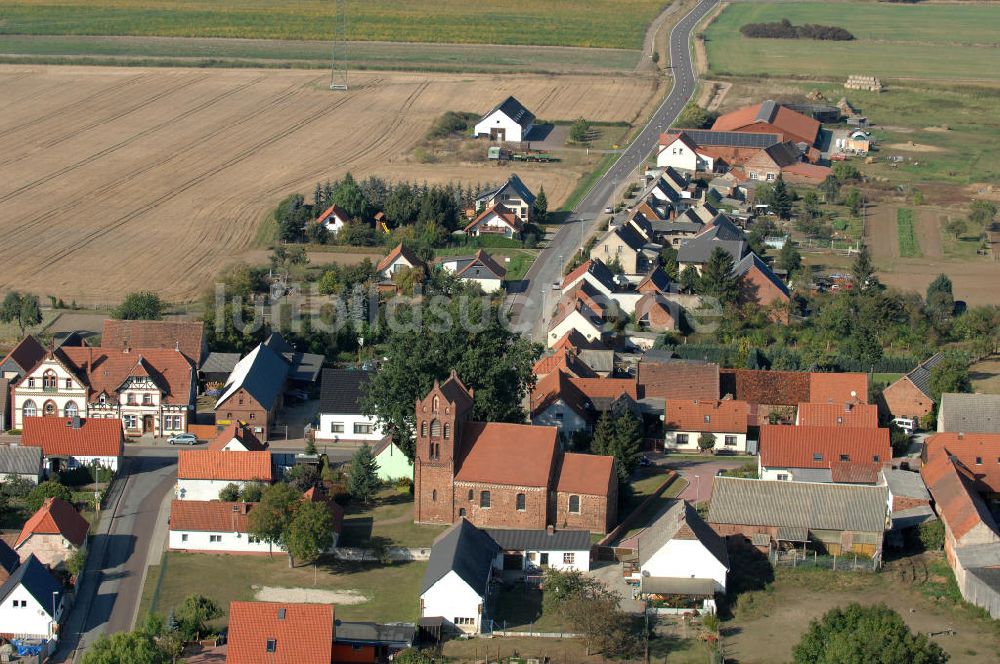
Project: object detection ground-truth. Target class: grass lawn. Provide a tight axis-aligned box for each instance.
[704,2,1000,82]
[0,0,665,50]
[338,486,447,548]
[871,372,902,387]
[492,586,567,633]
[431,247,539,282]
[896,208,922,258]
[143,551,427,627]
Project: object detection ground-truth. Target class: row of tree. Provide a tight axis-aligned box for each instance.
[740,18,854,40]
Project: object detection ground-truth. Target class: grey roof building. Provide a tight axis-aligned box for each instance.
[637,500,728,569]
[421,519,499,595]
[476,174,536,208]
[319,369,373,415]
[264,332,324,384]
[485,528,591,553]
[200,352,241,384]
[0,446,42,481]
[733,252,790,297]
[215,343,289,411]
[906,352,945,400]
[0,554,63,619]
[677,214,748,266]
[938,393,1000,434]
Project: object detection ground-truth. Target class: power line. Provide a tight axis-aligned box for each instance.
[330,0,348,91]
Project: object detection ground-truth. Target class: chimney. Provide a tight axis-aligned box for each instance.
[71,416,82,430]
[958,432,964,440]
[546,524,554,536]
[175,340,180,352]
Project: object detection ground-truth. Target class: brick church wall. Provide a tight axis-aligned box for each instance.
[454,482,547,529]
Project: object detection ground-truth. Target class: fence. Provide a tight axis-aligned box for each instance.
[596,470,678,548]
[331,546,431,562]
[770,549,881,572]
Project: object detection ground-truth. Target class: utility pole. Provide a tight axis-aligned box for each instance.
[329,0,348,90]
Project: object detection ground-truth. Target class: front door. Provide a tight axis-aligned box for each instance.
[540,553,549,567]
[142,415,155,433]
[490,127,506,142]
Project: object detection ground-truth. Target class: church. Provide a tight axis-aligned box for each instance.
[413,372,618,534]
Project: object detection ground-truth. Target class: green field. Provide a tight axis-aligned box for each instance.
[704,2,1000,82]
[897,208,922,258]
[0,0,665,50]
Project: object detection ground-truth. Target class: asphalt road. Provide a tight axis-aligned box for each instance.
[510,0,719,341]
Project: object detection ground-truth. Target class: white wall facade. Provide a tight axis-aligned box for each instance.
[512,549,590,573]
[475,110,526,143]
[62,454,120,472]
[176,478,256,501]
[169,529,273,554]
[421,570,488,634]
[12,359,87,429]
[315,413,384,442]
[462,277,503,294]
[380,257,416,280]
[640,539,727,593]
[0,584,64,638]
[665,430,748,454]
[657,144,713,172]
[547,312,603,348]
[531,402,589,439]
[758,464,805,482]
[470,212,517,239]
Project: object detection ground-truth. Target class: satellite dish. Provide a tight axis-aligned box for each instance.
[850,390,857,398]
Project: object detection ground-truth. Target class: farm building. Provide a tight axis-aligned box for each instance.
[486,527,592,574]
[0,446,42,486]
[637,355,719,402]
[420,519,499,635]
[707,477,888,557]
[757,424,890,484]
[474,96,535,143]
[214,343,289,441]
[937,393,1000,434]
[712,100,822,148]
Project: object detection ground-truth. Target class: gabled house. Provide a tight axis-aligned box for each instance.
[22,416,124,474]
[317,204,351,235]
[226,601,334,664]
[15,497,89,569]
[547,281,611,348]
[464,204,523,240]
[315,369,384,443]
[712,100,821,148]
[207,422,268,452]
[937,393,1000,434]
[796,402,879,428]
[719,369,869,425]
[664,399,751,454]
[486,527,592,574]
[438,250,507,293]
[11,347,195,436]
[561,259,618,298]
[176,450,272,501]
[758,425,890,484]
[733,252,790,312]
[636,267,671,295]
[0,336,46,382]
[708,477,888,556]
[532,348,597,380]
[476,174,536,222]
[882,352,943,422]
[420,519,499,635]
[880,468,935,535]
[656,131,717,172]
[677,214,748,274]
[0,554,65,642]
[630,500,729,596]
[0,446,42,485]
[530,370,594,438]
[634,293,678,332]
[474,96,535,143]
[744,142,831,184]
[372,437,412,482]
[590,224,649,275]
[638,356,719,401]
[101,319,207,367]
[215,343,289,441]
[376,243,426,281]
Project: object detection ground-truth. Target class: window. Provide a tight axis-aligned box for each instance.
[724,435,737,446]
[354,423,373,435]
[432,396,439,413]
[480,491,491,508]
[43,401,56,416]
[468,489,474,501]
[839,454,850,462]
[430,420,441,437]
[443,424,450,440]
[458,508,466,517]
[432,489,437,502]
[142,394,152,406]
[777,473,789,481]
[568,495,580,513]
[766,173,776,182]
[836,416,844,424]
[266,639,277,653]
[65,378,72,389]
[555,412,564,421]
[976,456,983,465]
[98,394,106,405]
[249,413,255,420]
[812,453,823,461]
[209,535,222,543]
[27,377,34,388]
[123,414,137,429]
[22,400,36,418]
[330,422,344,433]
[453,617,475,626]
[43,370,57,390]
[127,394,137,406]
[13,600,26,608]
[181,534,188,542]
[64,401,79,418]
[873,455,881,462]
[516,493,526,511]
[421,420,427,436]
[676,433,689,445]
[563,553,575,565]
[750,171,759,181]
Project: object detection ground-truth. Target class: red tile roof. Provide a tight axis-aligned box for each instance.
[376,243,424,274]
[712,101,820,146]
[464,204,522,233]
[530,370,592,421]
[170,500,252,532]
[21,416,123,458]
[317,204,350,226]
[760,425,890,482]
[556,453,615,495]
[664,399,750,434]
[56,346,195,405]
[561,259,596,290]
[797,402,879,428]
[207,423,268,451]
[719,369,809,406]
[638,360,719,401]
[226,601,333,664]
[1,336,46,373]
[15,497,89,548]
[455,422,558,488]
[925,433,1000,494]
[921,451,999,542]
[177,450,273,482]
[809,373,868,405]
[533,349,596,379]
[567,376,638,402]
[101,320,206,365]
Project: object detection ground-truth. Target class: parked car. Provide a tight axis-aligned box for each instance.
[285,389,310,402]
[604,206,614,214]
[168,433,198,446]
[892,417,916,436]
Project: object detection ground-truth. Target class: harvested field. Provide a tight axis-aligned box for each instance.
[970,356,1000,395]
[865,204,899,260]
[0,65,657,304]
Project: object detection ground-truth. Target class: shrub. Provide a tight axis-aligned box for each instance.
[27,480,73,512]
[919,519,945,551]
[425,110,478,140]
[740,18,854,41]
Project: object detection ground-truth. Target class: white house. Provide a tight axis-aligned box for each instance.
[372,438,413,483]
[530,370,593,439]
[317,204,351,235]
[663,400,751,454]
[474,96,535,143]
[476,175,536,221]
[375,243,426,281]
[464,204,522,240]
[561,259,617,298]
[420,520,499,635]
[487,527,591,573]
[21,416,124,474]
[656,132,715,172]
[632,500,729,595]
[547,282,609,348]
[176,450,272,501]
[0,555,65,643]
[206,422,268,452]
[316,369,384,443]
[438,250,507,294]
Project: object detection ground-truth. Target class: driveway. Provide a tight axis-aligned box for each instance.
[587,561,645,614]
[665,457,747,504]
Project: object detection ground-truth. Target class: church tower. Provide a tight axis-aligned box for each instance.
[413,371,473,524]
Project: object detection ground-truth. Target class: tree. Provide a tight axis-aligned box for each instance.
[240,483,263,503]
[943,217,966,238]
[845,188,863,216]
[173,593,222,641]
[925,274,954,320]
[698,432,717,453]
[246,482,301,557]
[591,408,643,482]
[81,631,170,664]
[66,546,87,577]
[928,351,971,402]
[832,162,860,181]
[968,199,997,228]
[699,247,740,305]
[851,244,881,294]
[777,241,802,275]
[27,480,73,512]
[569,118,591,144]
[918,519,945,551]
[542,569,637,658]
[533,186,548,224]
[0,291,43,336]
[819,175,841,202]
[332,172,371,221]
[768,176,794,219]
[218,483,241,502]
[348,444,381,503]
[284,500,334,567]
[275,193,310,243]
[679,265,700,293]
[675,102,714,129]
[112,291,164,320]
[801,190,821,219]
[792,603,947,664]
[660,244,680,281]
[283,463,320,492]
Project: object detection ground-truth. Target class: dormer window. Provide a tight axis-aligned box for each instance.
[266,639,277,653]
[98,394,106,405]
[839,454,849,462]
[704,415,711,423]
[813,453,823,461]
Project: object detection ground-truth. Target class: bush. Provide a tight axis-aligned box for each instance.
[27,480,73,512]
[58,465,114,487]
[425,111,478,140]
[569,118,592,144]
[918,519,945,551]
[740,18,854,41]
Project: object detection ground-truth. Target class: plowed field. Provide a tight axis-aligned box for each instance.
[0,65,656,303]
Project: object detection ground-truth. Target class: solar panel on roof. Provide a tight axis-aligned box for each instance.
[668,129,780,149]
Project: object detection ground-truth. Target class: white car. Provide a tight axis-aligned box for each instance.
[604,206,614,214]
[168,433,198,446]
